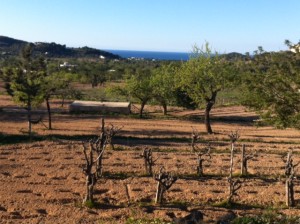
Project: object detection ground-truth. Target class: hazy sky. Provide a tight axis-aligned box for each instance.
[0,0,299,53]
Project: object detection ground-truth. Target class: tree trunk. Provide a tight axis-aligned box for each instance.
[241,144,247,176]
[155,182,166,204]
[27,100,32,137]
[46,97,52,130]
[229,143,235,178]
[84,175,94,203]
[204,102,213,134]
[204,91,218,134]
[155,182,162,204]
[228,182,233,203]
[144,158,149,174]
[61,96,65,107]
[162,102,167,115]
[286,178,295,207]
[286,179,290,207]
[197,159,204,176]
[149,163,153,176]
[158,187,164,204]
[139,101,146,118]
[96,156,103,178]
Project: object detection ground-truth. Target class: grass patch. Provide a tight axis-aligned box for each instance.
[178,173,227,180]
[231,212,300,224]
[212,200,266,210]
[212,199,234,208]
[83,200,96,209]
[170,200,189,208]
[102,171,134,180]
[231,173,256,178]
[135,201,154,207]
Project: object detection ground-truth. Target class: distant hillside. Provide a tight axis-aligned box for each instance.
[221,52,248,60]
[0,36,121,59]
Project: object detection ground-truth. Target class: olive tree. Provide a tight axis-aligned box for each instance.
[116,68,153,118]
[150,63,177,115]
[41,71,73,129]
[177,43,233,134]
[77,61,109,88]
[241,44,300,129]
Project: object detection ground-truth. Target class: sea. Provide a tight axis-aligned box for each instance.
[107,49,190,61]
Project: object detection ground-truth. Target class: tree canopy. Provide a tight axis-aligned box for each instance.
[2,45,47,135]
[150,62,178,115]
[125,68,153,118]
[177,43,234,133]
[241,46,300,128]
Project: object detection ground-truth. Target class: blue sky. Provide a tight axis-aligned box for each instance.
[0,0,299,53]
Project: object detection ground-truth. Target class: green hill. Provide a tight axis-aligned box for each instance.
[0,36,121,59]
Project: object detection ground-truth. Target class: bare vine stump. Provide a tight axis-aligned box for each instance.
[82,142,103,204]
[240,144,256,176]
[125,184,132,206]
[227,177,242,203]
[286,177,295,207]
[106,123,122,150]
[91,137,106,178]
[191,127,200,152]
[241,144,246,176]
[283,149,299,207]
[141,148,156,176]
[227,131,242,204]
[91,118,121,178]
[81,118,114,204]
[154,167,177,204]
[228,131,239,178]
[196,144,211,177]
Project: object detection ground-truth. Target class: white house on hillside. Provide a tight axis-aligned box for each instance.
[59,62,77,68]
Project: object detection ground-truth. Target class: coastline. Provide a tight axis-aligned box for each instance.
[106,49,190,61]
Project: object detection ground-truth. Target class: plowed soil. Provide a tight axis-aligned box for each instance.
[1,95,300,223]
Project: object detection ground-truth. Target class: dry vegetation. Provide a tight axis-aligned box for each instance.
[1,94,300,223]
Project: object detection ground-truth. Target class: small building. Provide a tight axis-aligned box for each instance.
[59,62,77,68]
[69,101,131,114]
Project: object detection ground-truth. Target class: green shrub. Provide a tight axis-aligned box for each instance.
[83,200,95,208]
